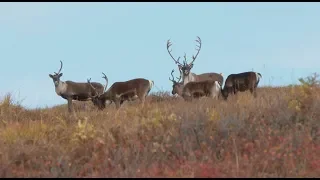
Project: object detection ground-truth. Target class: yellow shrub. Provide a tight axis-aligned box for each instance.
[206,108,221,122]
[287,75,317,113]
[0,122,49,144]
[287,99,301,112]
[71,118,96,144]
[167,113,177,122]
[144,108,163,128]
[236,93,253,106]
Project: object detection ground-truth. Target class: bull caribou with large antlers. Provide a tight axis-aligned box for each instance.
[167,36,224,86]
[87,76,154,110]
[49,60,108,113]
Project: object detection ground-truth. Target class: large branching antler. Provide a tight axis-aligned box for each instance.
[189,36,202,66]
[167,39,182,66]
[101,72,108,92]
[54,60,63,75]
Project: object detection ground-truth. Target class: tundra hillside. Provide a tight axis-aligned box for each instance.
[0,74,319,178]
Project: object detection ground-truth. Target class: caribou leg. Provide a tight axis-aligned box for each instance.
[67,97,73,113]
[139,96,146,109]
[183,95,193,102]
[233,85,238,95]
[137,89,149,108]
[249,81,257,98]
[250,88,257,98]
[218,87,223,100]
[211,92,219,100]
[250,88,254,96]
[120,100,124,105]
[115,100,121,109]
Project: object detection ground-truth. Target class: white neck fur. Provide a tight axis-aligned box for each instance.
[55,81,68,96]
[183,73,195,85]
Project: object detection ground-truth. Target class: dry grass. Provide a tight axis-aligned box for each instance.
[0,74,319,177]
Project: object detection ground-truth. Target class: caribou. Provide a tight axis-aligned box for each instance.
[221,71,262,100]
[167,36,224,86]
[169,69,206,98]
[49,60,108,113]
[87,76,154,110]
[169,69,221,101]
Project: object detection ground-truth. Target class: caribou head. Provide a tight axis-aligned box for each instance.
[169,69,183,96]
[167,36,202,81]
[49,60,64,87]
[87,72,109,109]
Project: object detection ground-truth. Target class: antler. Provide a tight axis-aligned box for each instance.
[87,78,100,98]
[189,36,202,66]
[183,52,188,65]
[176,70,182,82]
[54,60,63,75]
[169,69,176,83]
[169,69,182,83]
[101,72,108,92]
[167,39,182,66]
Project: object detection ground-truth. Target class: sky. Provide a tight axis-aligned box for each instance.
[1,2,320,109]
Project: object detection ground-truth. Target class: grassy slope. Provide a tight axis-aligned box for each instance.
[0,78,319,177]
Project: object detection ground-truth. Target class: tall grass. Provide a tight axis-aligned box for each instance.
[0,74,319,177]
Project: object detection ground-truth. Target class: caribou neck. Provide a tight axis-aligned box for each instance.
[182,73,196,85]
[55,80,68,96]
[177,84,184,96]
[100,88,112,100]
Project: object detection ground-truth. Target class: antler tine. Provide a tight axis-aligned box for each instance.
[54,60,63,75]
[87,78,95,89]
[176,72,182,82]
[183,52,188,65]
[189,36,202,65]
[167,39,182,65]
[101,72,108,92]
[87,78,99,98]
[176,67,182,82]
[169,69,176,83]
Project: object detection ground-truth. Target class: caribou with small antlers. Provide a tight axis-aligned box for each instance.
[87,76,154,110]
[49,60,108,113]
[169,69,221,101]
[169,69,205,98]
[167,36,224,86]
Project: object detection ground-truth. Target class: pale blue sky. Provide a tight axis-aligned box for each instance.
[1,2,320,109]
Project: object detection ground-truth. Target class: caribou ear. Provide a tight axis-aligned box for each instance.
[49,74,53,78]
[59,73,63,77]
[189,64,194,69]
[178,65,183,70]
